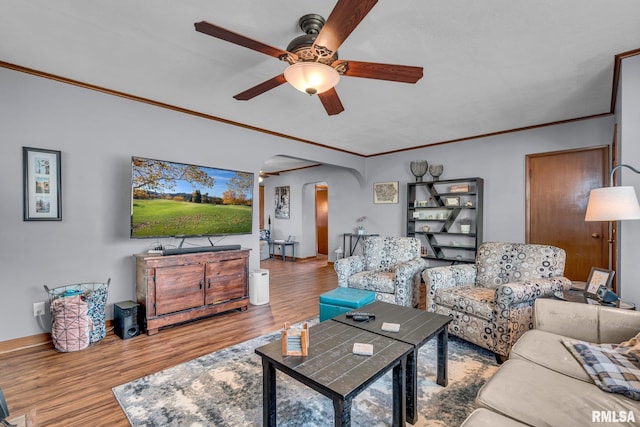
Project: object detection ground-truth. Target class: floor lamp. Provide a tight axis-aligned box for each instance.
[585,164,640,294]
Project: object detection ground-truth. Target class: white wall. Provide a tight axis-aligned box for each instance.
[364,118,615,247]
[618,54,640,304]
[0,67,362,341]
[0,64,620,342]
[263,116,615,265]
[262,165,363,259]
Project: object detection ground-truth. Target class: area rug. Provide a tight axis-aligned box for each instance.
[113,321,498,426]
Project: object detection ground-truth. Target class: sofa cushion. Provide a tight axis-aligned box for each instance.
[434,286,495,321]
[460,408,528,427]
[510,329,592,383]
[348,271,395,294]
[476,359,639,426]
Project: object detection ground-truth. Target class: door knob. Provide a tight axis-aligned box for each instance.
[591,233,601,238]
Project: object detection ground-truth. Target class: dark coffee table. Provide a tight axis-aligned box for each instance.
[255,320,413,426]
[332,301,452,424]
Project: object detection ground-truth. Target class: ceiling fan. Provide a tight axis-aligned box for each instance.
[194,0,423,115]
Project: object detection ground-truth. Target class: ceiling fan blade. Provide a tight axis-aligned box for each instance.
[233,74,287,101]
[336,60,423,83]
[318,88,345,116]
[313,0,378,56]
[195,21,295,60]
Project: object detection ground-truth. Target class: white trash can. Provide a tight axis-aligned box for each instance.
[249,269,270,305]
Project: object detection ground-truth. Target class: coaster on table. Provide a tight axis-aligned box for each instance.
[381,322,400,332]
[352,343,373,356]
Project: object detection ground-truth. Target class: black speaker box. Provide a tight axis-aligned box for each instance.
[114,301,140,339]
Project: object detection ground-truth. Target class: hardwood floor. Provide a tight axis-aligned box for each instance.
[0,256,341,426]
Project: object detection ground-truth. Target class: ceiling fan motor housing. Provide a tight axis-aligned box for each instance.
[286,14,338,65]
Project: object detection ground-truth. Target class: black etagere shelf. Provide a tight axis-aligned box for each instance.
[407,177,483,266]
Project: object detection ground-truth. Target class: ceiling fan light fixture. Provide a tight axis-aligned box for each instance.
[284,62,340,95]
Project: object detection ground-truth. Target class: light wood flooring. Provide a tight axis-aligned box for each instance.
[1,255,428,426]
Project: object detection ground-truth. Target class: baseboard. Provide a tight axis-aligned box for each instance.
[0,320,113,354]
[0,332,51,354]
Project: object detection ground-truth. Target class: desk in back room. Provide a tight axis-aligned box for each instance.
[342,233,379,257]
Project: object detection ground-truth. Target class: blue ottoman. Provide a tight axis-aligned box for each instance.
[319,287,376,322]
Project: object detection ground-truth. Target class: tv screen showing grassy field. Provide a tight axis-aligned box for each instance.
[131,157,253,238]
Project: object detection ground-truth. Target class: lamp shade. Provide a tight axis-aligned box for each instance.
[284,62,340,95]
[585,186,640,221]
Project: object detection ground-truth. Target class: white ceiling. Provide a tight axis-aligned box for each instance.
[2,1,639,157]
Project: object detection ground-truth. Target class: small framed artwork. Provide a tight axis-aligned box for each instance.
[584,267,615,299]
[373,181,399,204]
[444,196,460,207]
[275,186,290,219]
[23,147,62,221]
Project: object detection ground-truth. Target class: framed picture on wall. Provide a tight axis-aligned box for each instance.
[275,186,290,219]
[373,181,399,204]
[23,147,62,221]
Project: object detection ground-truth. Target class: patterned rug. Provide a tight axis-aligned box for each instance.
[113,321,498,426]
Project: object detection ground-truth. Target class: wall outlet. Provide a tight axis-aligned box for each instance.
[33,301,45,317]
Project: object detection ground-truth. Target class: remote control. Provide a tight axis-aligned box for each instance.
[352,314,373,322]
[345,312,376,319]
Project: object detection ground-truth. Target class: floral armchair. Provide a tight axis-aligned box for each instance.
[422,242,571,359]
[334,236,427,307]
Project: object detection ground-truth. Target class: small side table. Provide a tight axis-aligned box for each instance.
[553,289,636,310]
[270,241,297,261]
[342,233,379,256]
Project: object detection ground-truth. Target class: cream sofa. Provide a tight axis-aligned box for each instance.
[462,298,640,426]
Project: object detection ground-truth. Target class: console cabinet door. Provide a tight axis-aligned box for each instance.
[154,264,205,315]
[205,258,247,305]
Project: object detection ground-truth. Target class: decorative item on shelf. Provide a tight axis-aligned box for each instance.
[465,200,473,207]
[281,322,309,356]
[410,160,428,182]
[460,218,472,234]
[421,246,427,256]
[445,196,460,206]
[422,225,430,232]
[412,212,420,219]
[450,184,469,193]
[429,164,444,181]
[418,200,428,207]
[356,216,367,235]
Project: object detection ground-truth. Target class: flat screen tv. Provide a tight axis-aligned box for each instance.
[130,156,254,238]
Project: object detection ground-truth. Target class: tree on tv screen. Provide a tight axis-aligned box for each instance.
[132,158,215,198]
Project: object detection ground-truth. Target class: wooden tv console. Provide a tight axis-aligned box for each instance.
[135,249,250,335]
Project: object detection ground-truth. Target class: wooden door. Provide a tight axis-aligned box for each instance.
[316,185,329,255]
[526,146,609,281]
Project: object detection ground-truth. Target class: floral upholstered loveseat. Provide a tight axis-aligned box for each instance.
[422,242,571,359]
[334,236,427,307]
